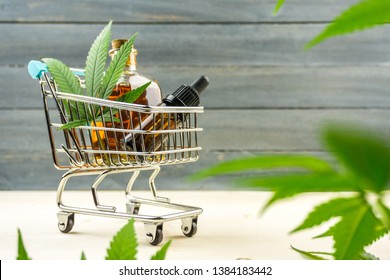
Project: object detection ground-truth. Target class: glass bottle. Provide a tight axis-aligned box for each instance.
[92,39,163,165]
[125,76,209,161]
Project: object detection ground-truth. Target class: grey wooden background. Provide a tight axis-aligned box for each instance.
[1,0,390,190]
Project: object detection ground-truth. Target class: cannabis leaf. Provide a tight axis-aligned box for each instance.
[42,58,83,95]
[377,199,390,230]
[85,21,112,97]
[290,196,363,234]
[332,203,382,260]
[17,229,31,260]
[290,246,380,260]
[116,81,151,103]
[41,58,87,121]
[100,33,138,100]
[291,196,388,259]
[150,240,172,260]
[193,124,390,259]
[306,0,390,49]
[59,119,87,130]
[242,172,359,211]
[106,219,138,260]
[290,246,330,260]
[273,0,285,15]
[323,125,390,192]
[190,154,333,181]
[16,222,171,260]
[44,22,149,131]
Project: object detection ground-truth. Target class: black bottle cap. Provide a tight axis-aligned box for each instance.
[191,75,209,95]
[163,76,209,107]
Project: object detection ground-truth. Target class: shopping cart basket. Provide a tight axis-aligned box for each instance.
[28,60,203,245]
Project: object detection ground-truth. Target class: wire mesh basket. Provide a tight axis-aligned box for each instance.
[28,60,204,245]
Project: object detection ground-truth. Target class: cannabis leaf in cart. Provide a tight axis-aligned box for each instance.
[192,124,390,259]
[42,21,148,130]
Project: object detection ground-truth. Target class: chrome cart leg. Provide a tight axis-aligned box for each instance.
[57,170,76,209]
[125,170,141,214]
[126,201,141,215]
[124,170,140,197]
[149,166,170,203]
[144,223,164,246]
[91,170,116,212]
[125,167,170,214]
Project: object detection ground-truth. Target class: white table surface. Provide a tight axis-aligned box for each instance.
[0,190,389,260]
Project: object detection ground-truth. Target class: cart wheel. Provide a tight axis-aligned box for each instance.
[57,212,75,233]
[182,220,198,237]
[145,224,163,246]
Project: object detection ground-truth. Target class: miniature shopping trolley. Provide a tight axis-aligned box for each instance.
[28,60,204,245]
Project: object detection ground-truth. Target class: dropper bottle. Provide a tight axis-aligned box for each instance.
[125,75,209,155]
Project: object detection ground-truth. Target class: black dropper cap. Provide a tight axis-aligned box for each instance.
[163,75,209,107]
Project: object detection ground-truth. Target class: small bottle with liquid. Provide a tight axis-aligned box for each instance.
[124,75,209,159]
[91,39,163,165]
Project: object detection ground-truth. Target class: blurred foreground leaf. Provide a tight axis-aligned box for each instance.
[190,154,333,181]
[323,125,390,192]
[306,0,390,48]
[193,124,390,259]
[273,0,285,15]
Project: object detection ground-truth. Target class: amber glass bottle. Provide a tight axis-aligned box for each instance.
[125,76,209,158]
[92,39,162,165]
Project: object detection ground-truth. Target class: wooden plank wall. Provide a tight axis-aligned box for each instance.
[1,0,390,190]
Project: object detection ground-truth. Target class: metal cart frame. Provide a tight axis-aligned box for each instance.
[28,60,203,245]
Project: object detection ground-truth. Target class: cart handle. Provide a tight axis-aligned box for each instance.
[28,60,86,165]
[28,60,48,79]
[28,60,85,79]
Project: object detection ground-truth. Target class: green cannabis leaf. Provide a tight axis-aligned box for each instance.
[41,58,87,121]
[273,0,285,15]
[59,119,87,130]
[116,81,151,104]
[242,172,360,211]
[290,246,331,260]
[190,154,333,181]
[16,222,171,260]
[100,33,138,100]
[377,199,390,230]
[306,0,390,49]
[105,219,138,260]
[44,22,149,131]
[323,125,390,192]
[150,240,172,260]
[85,21,112,97]
[17,228,31,260]
[290,196,363,234]
[331,203,384,260]
[42,58,83,95]
[193,124,390,259]
[290,246,380,260]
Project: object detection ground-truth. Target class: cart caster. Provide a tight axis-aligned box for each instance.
[57,212,75,233]
[145,223,163,246]
[126,201,141,215]
[181,217,198,237]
